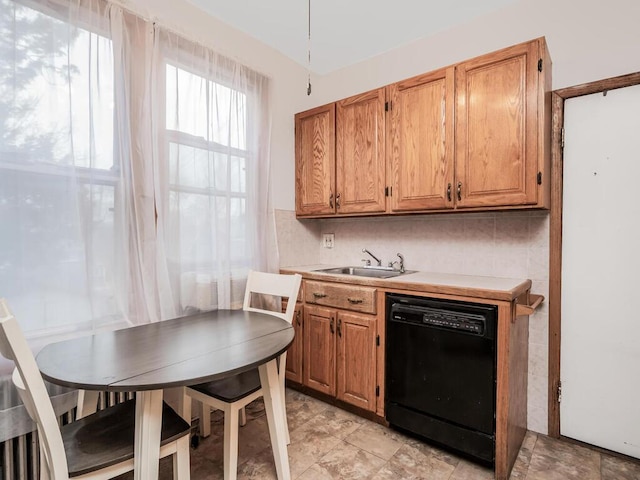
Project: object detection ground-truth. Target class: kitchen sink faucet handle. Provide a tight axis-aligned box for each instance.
[361,259,371,266]
[397,253,405,273]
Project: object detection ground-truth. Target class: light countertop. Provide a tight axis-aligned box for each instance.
[281,264,532,302]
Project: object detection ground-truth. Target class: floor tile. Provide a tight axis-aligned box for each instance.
[343,421,406,461]
[302,404,366,439]
[288,420,344,477]
[448,458,494,479]
[601,453,640,480]
[370,442,456,480]
[285,389,331,432]
[299,441,387,479]
[526,435,601,480]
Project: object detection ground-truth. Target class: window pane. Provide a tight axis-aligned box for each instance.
[0,172,120,334]
[0,2,121,336]
[229,156,246,193]
[165,63,208,138]
[0,2,114,170]
[169,142,211,189]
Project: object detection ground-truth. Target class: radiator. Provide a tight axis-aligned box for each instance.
[0,391,133,480]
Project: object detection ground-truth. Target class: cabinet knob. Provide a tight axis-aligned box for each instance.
[347,298,363,304]
[336,193,341,208]
[337,319,342,337]
[447,183,452,202]
[457,181,462,201]
[330,318,335,334]
[313,292,327,298]
[296,310,301,326]
[329,192,334,209]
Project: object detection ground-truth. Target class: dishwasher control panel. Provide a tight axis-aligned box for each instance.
[421,308,485,335]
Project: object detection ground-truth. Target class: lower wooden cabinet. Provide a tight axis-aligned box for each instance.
[302,304,378,412]
[336,311,377,411]
[302,305,336,395]
[284,302,304,384]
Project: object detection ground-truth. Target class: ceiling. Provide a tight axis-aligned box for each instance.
[186,0,519,75]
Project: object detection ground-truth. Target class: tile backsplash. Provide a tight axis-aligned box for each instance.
[275,208,550,434]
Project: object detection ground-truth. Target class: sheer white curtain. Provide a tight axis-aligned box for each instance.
[0,0,135,339]
[151,28,272,318]
[0,0,275,356]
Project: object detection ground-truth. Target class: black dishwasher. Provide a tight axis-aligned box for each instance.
[385,293,497,464]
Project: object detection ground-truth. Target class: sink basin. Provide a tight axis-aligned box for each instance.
[314,266,413,279]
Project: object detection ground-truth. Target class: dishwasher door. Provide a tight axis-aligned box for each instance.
[385,294,497,462]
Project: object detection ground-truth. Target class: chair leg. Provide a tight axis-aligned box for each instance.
[223,405,239,480]
[239,406,247,427]
[173,435,191,479]
[179,387,192,424]
[199,401,211,438]
[280,381,290,445]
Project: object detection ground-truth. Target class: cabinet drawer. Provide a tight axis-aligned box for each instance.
[304,280,377,314]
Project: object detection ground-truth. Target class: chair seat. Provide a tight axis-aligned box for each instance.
[190,369,261,403]
[62,399,190,477]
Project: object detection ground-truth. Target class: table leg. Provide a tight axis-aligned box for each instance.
[76,390,99,419]
[258,359,291,480]
[134,389,163,480]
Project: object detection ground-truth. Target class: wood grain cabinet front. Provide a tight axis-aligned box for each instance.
[283,301,304,384]
[300,281,379,412]
[455,38,551,209]
[295,104,336,216]
[295,89,386,217]
[294,37,551,217]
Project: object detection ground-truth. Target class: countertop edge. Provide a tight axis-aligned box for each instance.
[280,266,532,302]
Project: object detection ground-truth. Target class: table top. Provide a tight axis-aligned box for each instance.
[36,310,294,392]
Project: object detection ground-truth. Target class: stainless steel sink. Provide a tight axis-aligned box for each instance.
[314,266,414,279]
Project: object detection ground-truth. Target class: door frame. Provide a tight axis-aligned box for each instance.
[548,71,640,437]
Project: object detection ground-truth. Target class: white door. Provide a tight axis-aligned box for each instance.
[561,83,640,458]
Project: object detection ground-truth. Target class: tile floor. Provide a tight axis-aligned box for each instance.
[130,389,640,479]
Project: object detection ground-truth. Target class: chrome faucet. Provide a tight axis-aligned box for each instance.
[388,252,405,273]
[362,248,382,267]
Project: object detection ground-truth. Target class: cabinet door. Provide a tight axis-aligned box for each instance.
[285,303,304,384]
[388,67,455,211]
[303,305,336,395]
[455,39,542,208]
[336,311,377,411]
[336,88,386,214]
[295,104,336,216]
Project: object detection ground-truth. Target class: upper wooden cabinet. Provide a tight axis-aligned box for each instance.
[336,89,387,214]
[294,37,551,218]
[295,104,335,216]
[388,67,455,211]
[455,39,550,208]
[295,89,386,217]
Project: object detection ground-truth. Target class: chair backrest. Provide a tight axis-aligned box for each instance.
[242,271,302,325]
[0,299,70,479]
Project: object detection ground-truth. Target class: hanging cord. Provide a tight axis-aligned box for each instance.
[307,0,312,95]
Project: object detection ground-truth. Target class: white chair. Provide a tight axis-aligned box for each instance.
[0,299,191,480]
[181,271,302,480]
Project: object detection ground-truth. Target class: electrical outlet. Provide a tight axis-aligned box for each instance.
[322,233,335,249]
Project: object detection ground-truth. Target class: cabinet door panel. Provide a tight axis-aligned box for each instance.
[295,104,336,216]
[303,306,336,395]
[389,67,455,211]
[336,312,376,411]
[285,303,303,384]
[336,89,386,214]
[455,40,540,207]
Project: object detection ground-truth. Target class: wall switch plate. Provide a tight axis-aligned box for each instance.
[322,233,335,249]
